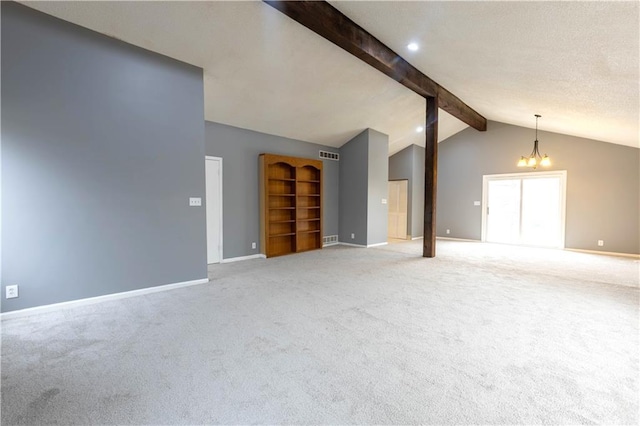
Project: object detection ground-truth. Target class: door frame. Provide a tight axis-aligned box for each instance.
[481,170,567,248]
[205,156,223,263]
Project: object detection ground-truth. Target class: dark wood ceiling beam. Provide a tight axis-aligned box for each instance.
[424,97,439,258]
[264,0,487,131]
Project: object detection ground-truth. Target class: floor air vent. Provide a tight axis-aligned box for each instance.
[323,235,339,246]
[319,150,339,161]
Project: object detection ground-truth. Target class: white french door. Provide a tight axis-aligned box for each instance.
[206,157,223,264]
[482,171,566,248]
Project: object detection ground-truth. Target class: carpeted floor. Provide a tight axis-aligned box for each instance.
[1,240,638,424]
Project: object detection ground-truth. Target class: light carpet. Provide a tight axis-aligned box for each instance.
[1,240,638,424]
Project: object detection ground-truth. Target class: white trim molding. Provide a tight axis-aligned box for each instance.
[322,242,340,247]
[338,242,368,248]
[1,278,209,320]
[337,242,389,248]
[436,237,481,242]
[367,242,388,248]
[565,248,640,259]
[220,254,266,263]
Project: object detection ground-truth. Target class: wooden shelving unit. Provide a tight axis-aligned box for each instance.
[259,153,323,257]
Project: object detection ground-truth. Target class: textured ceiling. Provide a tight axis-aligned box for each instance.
[331,0,639,148]
[21,1,639,153]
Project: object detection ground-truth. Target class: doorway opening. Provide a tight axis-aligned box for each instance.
[206,156,223,264]
[481,171,567,248]
[388,179,409,242]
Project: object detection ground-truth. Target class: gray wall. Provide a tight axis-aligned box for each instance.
[339,129,389,246]
[205,121,340,259]
[389,144,425,239]
[1,2,207,312]
[338,130,369,245]
[438,120,640,254]
[366,130,389,245]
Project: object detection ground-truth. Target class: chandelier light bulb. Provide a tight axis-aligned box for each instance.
[517,157,527,167]
[540,155,551,167]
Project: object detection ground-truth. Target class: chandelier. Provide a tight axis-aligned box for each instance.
[517,114,550,169]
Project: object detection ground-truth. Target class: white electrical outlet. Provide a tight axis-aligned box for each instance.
[597,240,604,247]
[473,201,481,206]
[446,229,450,234]
[6,285,18,299]
[189,197,202,207]
[251,242,256,249]
[381,198,387,204]
[351,233,355,239]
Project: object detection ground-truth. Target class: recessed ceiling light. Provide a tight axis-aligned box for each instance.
[407,42,419,51]
[416,126,424,132]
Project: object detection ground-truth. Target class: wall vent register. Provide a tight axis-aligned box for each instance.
[322,235,338,245]
[319,150,339,161]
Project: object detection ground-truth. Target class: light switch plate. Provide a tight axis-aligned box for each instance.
[189,197,202,207]
[473,201,481,206]
[381,199,387,204]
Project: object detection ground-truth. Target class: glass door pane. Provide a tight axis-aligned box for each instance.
[486,179,521,244]
[521,177,561,247]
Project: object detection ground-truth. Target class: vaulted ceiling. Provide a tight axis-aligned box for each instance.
[22,1,639,154]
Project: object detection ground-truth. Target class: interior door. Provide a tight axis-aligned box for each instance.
[388,180,408,239]
[206,157,222,264]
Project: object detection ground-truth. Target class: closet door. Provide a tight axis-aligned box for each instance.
[388,180,408,239]
[206,157,222,264]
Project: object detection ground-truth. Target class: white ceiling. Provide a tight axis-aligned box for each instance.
[22,1,639,153]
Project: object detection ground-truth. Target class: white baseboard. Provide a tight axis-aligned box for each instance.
[411,236,423,240]
[1,277,209,321]
[337,242,388,248]
[436,237,481,242]
[221,254,266,263]
[322,242,340,247]
[565,248,640,259]
[367,242,388,248]
[338,242,367,248]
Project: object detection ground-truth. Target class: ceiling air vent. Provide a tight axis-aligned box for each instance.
[319,150,339,161]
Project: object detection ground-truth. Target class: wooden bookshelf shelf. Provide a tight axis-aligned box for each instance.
[260,153,323,258]
[270,232,296,237]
